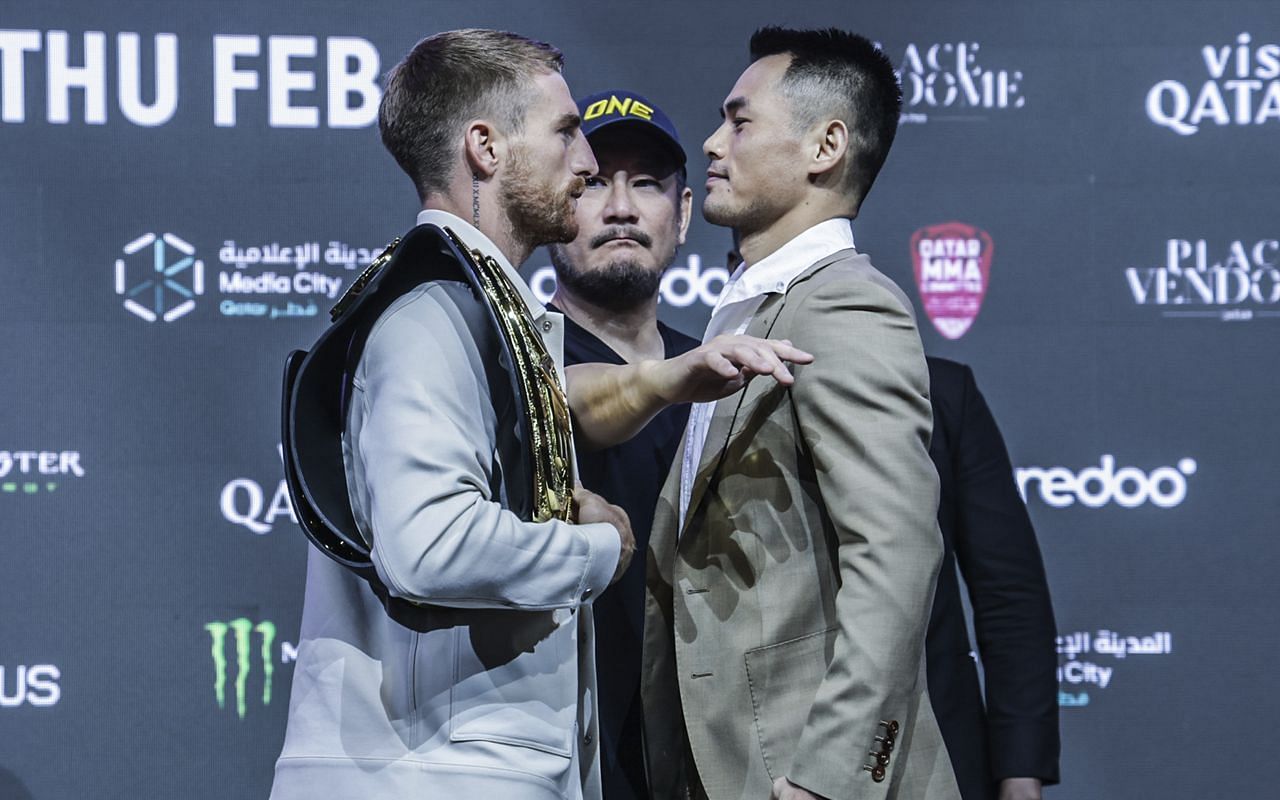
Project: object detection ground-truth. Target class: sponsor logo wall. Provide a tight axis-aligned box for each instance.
[2,3,1276,799]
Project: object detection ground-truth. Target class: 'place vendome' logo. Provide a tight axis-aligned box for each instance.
[888,42,1026,124]
[911,222,994,339]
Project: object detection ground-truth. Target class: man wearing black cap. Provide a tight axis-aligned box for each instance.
[547,89,697,800]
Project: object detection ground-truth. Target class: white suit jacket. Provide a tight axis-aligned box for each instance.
[270,211,621,800]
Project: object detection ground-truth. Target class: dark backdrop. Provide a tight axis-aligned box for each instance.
[2,2,1277,797]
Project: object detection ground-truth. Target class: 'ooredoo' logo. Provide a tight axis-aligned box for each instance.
[911,222,993,339]
[1017,455,1197,509]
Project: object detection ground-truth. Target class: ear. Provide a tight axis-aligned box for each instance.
[808,119,849,181]
[676,185,693,245]
[463,120,503,180]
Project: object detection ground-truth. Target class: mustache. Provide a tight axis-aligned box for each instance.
[567,176,586,199]
[589,225,652,249]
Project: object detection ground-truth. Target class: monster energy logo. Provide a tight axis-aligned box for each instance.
[205,618,275,719]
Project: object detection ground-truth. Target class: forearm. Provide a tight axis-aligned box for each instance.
[369,488,620,609]
[566,360,669,450]
[566,335,812,449]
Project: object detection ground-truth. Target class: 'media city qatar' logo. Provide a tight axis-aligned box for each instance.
[114,232,204,322]
[911,222,993,339]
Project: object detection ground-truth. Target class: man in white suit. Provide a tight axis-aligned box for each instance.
[272,29,809,800]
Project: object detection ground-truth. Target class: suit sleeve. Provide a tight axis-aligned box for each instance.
[352,285,620,610]
[950,365,1061,785]
[785,278,944,799]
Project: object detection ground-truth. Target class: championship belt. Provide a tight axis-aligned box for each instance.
[445,228,575,523]
[280,222,573,607]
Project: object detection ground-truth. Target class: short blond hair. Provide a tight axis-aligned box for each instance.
[379,29,564,201]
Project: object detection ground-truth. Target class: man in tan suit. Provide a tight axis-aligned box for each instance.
[642,27,962,800]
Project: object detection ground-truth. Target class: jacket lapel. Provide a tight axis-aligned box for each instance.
[677,248,855,540]
[678,293,786,539]
[650,433,685,576]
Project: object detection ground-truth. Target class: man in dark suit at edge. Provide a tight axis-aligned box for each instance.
[920,357,1060,800]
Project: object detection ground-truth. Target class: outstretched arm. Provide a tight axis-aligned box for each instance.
[566,334,813,450]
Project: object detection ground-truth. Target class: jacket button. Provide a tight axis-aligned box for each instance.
[871,766,886,782]
[542,319,553,332]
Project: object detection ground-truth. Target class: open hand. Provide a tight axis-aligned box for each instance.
[654,334,814,404]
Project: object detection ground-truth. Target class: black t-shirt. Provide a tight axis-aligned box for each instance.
[554,306,698,799]
[558,309,698,574]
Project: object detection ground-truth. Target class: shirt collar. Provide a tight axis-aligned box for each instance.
[714,218,856,314]
[416,208,546,320]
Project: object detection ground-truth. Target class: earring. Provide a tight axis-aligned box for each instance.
[472,173,481,228]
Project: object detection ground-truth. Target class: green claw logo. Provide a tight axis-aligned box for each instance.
[205,618,276,719]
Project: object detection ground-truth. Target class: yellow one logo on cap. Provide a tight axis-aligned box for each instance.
[584,95,654,122]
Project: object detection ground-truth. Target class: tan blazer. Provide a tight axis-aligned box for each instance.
[642,250,961,800]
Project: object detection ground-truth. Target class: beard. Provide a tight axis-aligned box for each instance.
[550,235,673,314]
[551,256,662,313]
[500,145,584,250]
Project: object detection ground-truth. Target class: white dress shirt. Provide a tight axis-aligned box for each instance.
[678,218,856,528]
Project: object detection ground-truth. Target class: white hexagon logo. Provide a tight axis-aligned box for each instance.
[114,233,204,322]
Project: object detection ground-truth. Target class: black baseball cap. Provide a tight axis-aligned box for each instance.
[577,89,686,168]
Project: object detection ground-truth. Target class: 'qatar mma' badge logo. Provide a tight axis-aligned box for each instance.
[911,222,993,340]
